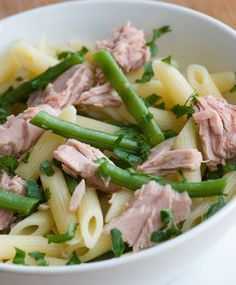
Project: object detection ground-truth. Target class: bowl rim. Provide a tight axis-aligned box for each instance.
[0,0,235,274]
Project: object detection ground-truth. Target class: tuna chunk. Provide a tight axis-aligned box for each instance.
[105,181,191,251]
[137,138,202,175]
[96,21,150,73]
[79,83,122,107]
[53,139,120,192]
[0,172,26,230]
[193,95,236,170]
[27,64,93,109]
[69,179,86,213]
[0,104,59,157]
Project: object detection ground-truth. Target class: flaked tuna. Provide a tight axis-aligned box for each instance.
[105,181,191,251]
[137,138,202,175]
[69,179,86,213]
[79,83,122,107]
[53,139,120,192]
[96,21,150,73]
[27,64,93,109]
[0,172,26,230]
[0,104,59,157]
[193,95,236,170]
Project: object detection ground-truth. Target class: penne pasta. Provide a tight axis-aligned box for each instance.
[0,51,21,86]
[9,210,54,236]
[187,64,223,98]
[211,71,235,94]
[105,189,133,223]
[11,41,59,76]
[40,167,82,246]
[0,235,63,259]
[16,106,77,181]
[78,186,103,249]
[153,59,194,105]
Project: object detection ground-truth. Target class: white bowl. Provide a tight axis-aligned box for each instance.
[0,1,235,285]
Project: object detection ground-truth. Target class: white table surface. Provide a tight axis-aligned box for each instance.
[168,224,236,285]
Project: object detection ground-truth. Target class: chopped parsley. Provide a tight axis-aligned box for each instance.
[143,94,162,107]
[0,107,10,124]
[22,151,31,164]
[161,55,172,65]
[40,160,55,176]
[151,209,181,242]
[162,130,177,139]
[171,91,199,119]
[26,180,44,201]
[111,228,125,257]
[0,156,19,174]
[28,251,48,266]
[12,248,26,265]
[230,84,236,93]
[57,46,88,61]
[47,223,78,244]
[135,61,154,84]
[146,26,171,57]
[156,101,165,109]
[66,251,81,265]
[203,196,226,220]
[44,187,51,201]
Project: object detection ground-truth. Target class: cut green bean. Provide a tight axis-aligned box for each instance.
[93,50,164,146]
[0,55,83,109]
[30,111,140,154]
[0,191,40,215]
[96,161,226,197]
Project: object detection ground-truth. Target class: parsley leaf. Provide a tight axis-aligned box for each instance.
[0,156,19,174]
[22,151,31,164]
[135,61,154,84]
[57,47,88,61]
[143,94,161,107]
[64,173,79,194]
[111,228,125,257]
[44,187,51,201]
[66,251,81,265]
[28,251,48,266]
[203,196,226,220]
[0,107,10,124]
[230,84,236,93]
[146,26,171,57]
[171,92,199,119]
[161,55,172,65]
[47,223,78,243]
[40,160,55,176]
[26,180,44,200]
[151,209,181,243]
[162,130,177,139]
[156,101,165,109]
[13,248,26,265]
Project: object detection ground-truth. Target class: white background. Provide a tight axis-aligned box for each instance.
[168,225,236,285]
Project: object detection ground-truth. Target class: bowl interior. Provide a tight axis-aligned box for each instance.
[0,0,235,71]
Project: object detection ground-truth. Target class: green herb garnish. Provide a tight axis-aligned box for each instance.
[143,94,162,107]
[230,84,236,93]
[57,46,88,61]
[28,251,48,266]
[47,223,78,244]
[161,55,172,65]
[40,160,55,176]
[12,248,26,265]
[151,209,181,242]
[111,228,125,257]
[146,26,171,57]
[0,156,19,174]
[203,196,226,220]
[66,251,81,265]
[22,151,31,164]
[135,61,154,84]
[26,180,43,200]
[44,187,51,201]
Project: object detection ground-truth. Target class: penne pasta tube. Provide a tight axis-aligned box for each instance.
[40,167,82,246]
[0,51,21,86]
[0,235,63,259]
[187,64,223,98]
[80,234,112,262]
[211,71,235,93]
[153,59,194,105]
[78,186,103,249]
[105,189,133,223]
[10,210,54,236]
[16,106,77,180]
[11,41,59,76]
